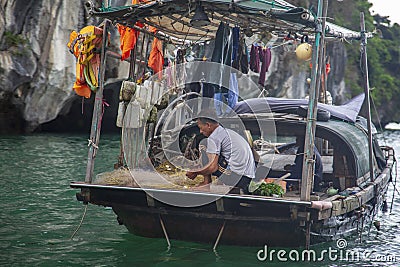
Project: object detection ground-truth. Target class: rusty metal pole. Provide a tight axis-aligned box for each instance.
[85,19,110,183]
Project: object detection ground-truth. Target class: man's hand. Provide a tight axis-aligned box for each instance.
[186,171,198,180]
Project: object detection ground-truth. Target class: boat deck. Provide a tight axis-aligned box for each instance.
[92,167,330,202]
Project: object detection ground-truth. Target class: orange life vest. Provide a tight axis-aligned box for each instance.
[67,25,104,98]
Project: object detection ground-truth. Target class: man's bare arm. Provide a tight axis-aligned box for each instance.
[186,153,218,179]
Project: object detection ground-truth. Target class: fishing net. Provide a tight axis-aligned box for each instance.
[95,168,137,187]
[94,160,206,189]
[154,159,205,188]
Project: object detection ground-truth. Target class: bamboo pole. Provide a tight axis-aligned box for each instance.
[85,19,110,183]
[159,215,171,249]
[300,0,327,201]
[213,221,226,251]
[360,12,374,182]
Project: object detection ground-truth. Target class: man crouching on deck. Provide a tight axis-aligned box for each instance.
[186,109,256,194]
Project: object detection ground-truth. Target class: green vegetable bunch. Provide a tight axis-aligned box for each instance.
[251,182,285,197]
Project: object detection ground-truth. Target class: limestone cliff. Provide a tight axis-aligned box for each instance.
[0,0,88,133]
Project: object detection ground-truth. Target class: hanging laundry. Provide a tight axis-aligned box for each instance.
[176,48,186,64]
[117,0,148,60]
[175,48,188,87]
[227,72,239,110]
[165,59,174,88]
[258,47,272,86]
[117,24,140,61]
[204,22,232,103]
[210,22,231,65]
[227,27,239,111]
[240,39,249,74]
[148,37,164,80]
[249,44,260,73]
[231,27,240,62]
[232,38,249,74]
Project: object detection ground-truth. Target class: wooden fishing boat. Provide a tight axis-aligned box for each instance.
[70,0,396,248]
[72,111,395,247]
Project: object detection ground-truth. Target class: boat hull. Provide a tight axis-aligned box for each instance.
[74,184,313,246]
[113,204,305,247]
[71,181,386,247]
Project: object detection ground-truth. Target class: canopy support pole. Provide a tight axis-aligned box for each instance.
[300,0,327,202]
[360,12,374,183]
[85,19,110,183]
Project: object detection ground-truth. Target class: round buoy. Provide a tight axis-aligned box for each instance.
[295,43,312,61]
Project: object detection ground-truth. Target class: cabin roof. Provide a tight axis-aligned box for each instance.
[316,119,369,177]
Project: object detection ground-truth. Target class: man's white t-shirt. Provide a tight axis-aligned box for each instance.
[206,125,255,178]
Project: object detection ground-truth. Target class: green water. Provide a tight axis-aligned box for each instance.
[1,132,399,266]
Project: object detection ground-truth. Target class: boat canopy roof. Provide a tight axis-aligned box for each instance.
[232,94,365,123]
[316,119,370,178]
[86,0,370,45]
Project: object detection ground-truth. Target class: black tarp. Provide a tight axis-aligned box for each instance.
[231,93,365,123]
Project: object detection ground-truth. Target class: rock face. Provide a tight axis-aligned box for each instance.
[241,41,348,102]
[0,0,349,133]
[326,42,349,104]
[0,0,87,133]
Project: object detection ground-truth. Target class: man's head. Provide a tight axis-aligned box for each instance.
[195,109,219,137]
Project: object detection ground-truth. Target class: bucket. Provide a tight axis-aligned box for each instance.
[116,101,126,127]
[124,100,143,128]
